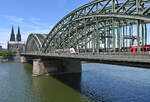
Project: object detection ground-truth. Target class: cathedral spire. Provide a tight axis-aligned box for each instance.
[17,26,21,41]
[10,26,15,41]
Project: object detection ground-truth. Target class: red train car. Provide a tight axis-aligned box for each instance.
[129,45,150,52]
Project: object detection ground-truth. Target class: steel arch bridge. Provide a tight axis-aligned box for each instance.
[25,0,150,53]
[25,34,47,53]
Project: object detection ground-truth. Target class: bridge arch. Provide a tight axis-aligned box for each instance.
[25,34,47,53]
[26,0,150,53]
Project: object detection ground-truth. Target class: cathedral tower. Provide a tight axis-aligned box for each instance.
[10,26,15,41]
[17,26,21,41]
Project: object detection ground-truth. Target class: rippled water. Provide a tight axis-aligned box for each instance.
[0,61,91,102]
[0,61,150,102]
[81,64,150,102]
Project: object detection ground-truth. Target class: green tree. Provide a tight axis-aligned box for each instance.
[0,51,16,58]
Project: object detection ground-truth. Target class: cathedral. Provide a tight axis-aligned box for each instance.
[7,26,25,52]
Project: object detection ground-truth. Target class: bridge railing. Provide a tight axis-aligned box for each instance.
[24,51,150,60]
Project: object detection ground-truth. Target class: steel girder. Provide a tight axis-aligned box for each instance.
[27,0,150,53]
[25,34,47,53]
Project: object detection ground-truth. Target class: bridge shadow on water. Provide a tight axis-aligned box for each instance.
[24,62,150,102]
[51,72,107,102]
[51,73,82,93]
[23,63,112,102]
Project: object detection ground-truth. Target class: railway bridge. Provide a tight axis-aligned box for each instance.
[21,0,150,76]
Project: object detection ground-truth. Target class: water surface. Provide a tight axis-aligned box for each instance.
[0,61,91,102]
[0,61,150,102]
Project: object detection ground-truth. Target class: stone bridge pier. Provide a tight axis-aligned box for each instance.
[21,56,81,76]
[20,56,27,63]
[33,59,81,76]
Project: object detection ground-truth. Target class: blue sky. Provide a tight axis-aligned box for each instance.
[0,0,149,48]
[0,0,91,48]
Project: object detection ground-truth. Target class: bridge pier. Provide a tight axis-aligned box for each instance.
[32,59,49,76]
[20,56,27,63]
[32,59,81,76]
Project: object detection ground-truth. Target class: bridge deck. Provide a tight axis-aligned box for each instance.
[21,52,150,64]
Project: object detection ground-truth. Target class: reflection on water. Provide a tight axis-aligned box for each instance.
[53,73,81,92]
[0,62,40,102]
[81,63,150,102]
[52,63,150,102]
[1,61,150,102]
[0,61,91,102]
[31,76,90,102]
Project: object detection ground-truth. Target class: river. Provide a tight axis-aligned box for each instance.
[0,61,150,102]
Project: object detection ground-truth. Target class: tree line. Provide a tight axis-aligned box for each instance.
[0,51,16,58]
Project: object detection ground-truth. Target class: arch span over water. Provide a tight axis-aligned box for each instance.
[26,0,150,53]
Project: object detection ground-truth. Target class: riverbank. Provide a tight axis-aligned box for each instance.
[0,55,20,62]
[0,51,18,62]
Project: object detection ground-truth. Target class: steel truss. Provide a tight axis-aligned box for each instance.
[26,0,150,53]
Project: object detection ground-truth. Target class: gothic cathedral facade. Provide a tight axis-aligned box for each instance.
[7,26,25,52]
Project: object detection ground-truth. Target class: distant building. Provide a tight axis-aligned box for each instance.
[7,26,25,52]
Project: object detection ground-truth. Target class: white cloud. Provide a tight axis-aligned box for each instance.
[0,15,24,24]
[0,15,55,49]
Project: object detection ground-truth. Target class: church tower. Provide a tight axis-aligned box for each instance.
[10,26,15,41]
[17,26,21,41]
[8,25,25,52]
